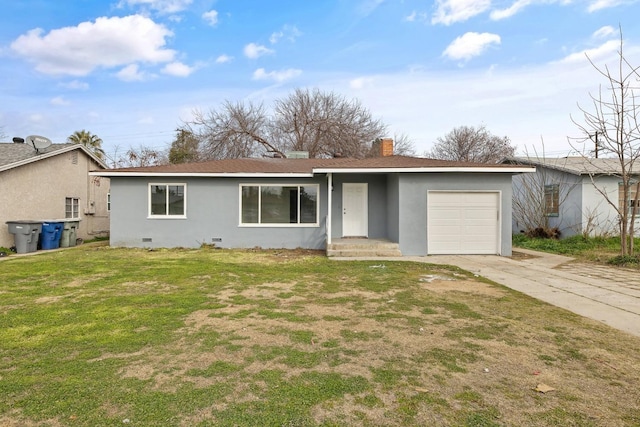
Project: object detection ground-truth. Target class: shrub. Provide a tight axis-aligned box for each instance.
[525,227,561,239]
[607,255,640,266]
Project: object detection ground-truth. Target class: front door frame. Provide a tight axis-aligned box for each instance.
[342,183,368,237]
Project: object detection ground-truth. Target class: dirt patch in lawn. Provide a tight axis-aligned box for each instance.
[420,277,506,298]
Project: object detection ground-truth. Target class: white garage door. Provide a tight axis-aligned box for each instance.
[427,191,500,255]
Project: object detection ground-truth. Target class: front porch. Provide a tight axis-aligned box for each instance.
[326,238,402,257]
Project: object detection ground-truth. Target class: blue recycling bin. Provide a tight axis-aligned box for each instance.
[40,222,63,250]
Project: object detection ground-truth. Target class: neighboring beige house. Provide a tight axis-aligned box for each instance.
[0,142,110,249]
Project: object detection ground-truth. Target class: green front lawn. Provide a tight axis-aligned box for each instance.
[1,244,639,426]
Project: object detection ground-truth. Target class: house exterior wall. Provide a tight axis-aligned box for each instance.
[397,173,514,256]
[386,174,400,243]
[109,176,330,249]
[511,166,629,238]
[581,175,626,236]
[108,171,515,256]
[329,174,388,239]
[0,150,110,248]
[511,168,583,237]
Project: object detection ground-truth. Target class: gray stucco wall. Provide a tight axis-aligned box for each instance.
[110,172,515,255]
[329,174,388,239]
[110,176,329,249]
[386,174,400,243]
[397,173,514,256]
[511,168,583,238]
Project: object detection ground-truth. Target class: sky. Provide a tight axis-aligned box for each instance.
[1,0,640,164]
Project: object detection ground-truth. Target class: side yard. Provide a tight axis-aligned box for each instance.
[1,245,639,426]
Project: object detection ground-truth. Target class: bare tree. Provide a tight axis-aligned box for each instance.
[187,101,278,159]
[0,126,7,140]
[510,146,577,237]
[570,28,640,255]
[115,145,168,167]
[182,88,393,159]
[427,125,515,163]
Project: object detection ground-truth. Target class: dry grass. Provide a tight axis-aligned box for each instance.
[0,246,639,426]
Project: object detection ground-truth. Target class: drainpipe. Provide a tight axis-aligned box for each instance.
[327,173,333,245]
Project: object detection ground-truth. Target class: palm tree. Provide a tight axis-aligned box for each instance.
[67,130,105,160]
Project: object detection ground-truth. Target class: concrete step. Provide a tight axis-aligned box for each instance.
[327,248,403,257]
[327,240,402,257]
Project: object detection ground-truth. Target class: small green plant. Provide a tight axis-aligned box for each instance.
[607,254,640,266]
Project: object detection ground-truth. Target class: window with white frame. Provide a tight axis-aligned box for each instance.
[149,184,186,218]
[65,197,80,219]
[240,184,318,225]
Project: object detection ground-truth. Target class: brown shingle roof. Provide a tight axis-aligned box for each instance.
[100,155,524,175]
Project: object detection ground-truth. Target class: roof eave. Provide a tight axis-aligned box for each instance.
[90,171,315,178]
[314,166,536,174]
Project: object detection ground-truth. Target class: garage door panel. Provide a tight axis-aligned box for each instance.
[428,192,500,255]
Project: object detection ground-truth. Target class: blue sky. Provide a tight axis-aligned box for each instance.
[1,0,639,162]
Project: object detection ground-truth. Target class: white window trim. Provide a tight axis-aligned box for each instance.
[65,197,81,219]
[238,183,320,227]
[148,183,187,219]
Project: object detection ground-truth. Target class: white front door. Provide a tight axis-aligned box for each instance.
[342,183,368,237]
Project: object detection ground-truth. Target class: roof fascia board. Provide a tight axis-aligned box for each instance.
[91,167,536,177]
[313,166,536,174]
[90,171,315,178]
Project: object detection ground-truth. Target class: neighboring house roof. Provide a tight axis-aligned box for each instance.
[502,156,636,176]
[92,156,533,178]
[0,142,108,172]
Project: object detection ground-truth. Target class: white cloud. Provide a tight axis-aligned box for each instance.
[404,10,428,22]
[244,43,274,59]
[202,10,218,26]
[252,68,302,83]
[593,26,616,39]
[432,0,491,25]
[560,39,619,63]
[117,0,193,14]
[161,61,194,77]
[490,0,532,20]
[10,15,175,76]
[269,25,302,44]
[215,54,233,63]
[58,80,89,90]
[50,96,70,106]
[117,64,147,81]
[587,0,627,11]
[350,77,374,89]
[443,32,501,61]
[28,114,44,124]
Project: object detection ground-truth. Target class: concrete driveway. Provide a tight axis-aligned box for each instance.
[421,249,640,338]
